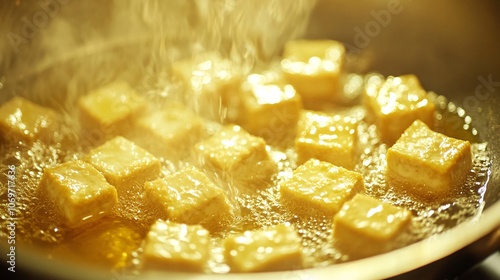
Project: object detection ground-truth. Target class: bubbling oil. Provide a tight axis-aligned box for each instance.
[0,68,490,273]
[1,0,490,275]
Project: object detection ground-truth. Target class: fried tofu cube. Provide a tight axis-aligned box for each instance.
[280,159,365,217]
[0,97,59,144]
[143,220,210,272]
[84,136,161,192]
[363,74,435,145]
[52,218,143,268]
[39,160,118,227]
[78,81,146,141]
[224,223,303,272]
[333,194,412,259]
[281,40,345,105]
[195,125,277,187]
[172,52,242,121]
[386,120,472,202]
[130,104,205,159]
[238,71,302,146]
[144,166,233,232]
[295,110,358,170]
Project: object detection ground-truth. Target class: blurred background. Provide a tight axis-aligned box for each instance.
[306,0,500,99]
[2,0,500,96]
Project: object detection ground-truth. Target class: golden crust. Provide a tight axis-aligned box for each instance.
[387,120,472,202]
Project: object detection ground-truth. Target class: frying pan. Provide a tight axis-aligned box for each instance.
[1,0,499,279]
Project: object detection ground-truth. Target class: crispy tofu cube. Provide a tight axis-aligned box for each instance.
[39,160,118,227]
[224,223,303,272]
[78,81,146,141]
[281,40,345,105]
[196,125,276,187]
[363,74,435,145]
[238,71,302,146]
[52,218,143,268]
[130,104,205,159]
[144,166,233,232]
[172,52,242,121]
[333,194,412,259]
[84,136,161,192]
[295,110,358,170]
[386,120,472,202]
[280,159,365,217]
[0,97,59,144]
[143,220,210,272]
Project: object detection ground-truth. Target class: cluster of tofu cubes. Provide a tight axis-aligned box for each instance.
[280,158,413,260]
[0,38,475,272]
[143,220,303,272]
[39,136,161,227]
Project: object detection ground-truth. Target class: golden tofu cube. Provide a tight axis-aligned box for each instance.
[295,110,358,170]
[224,223,303,272]
[130,104,205,159]
[144,166,233,232]
[172,52,242,121]
[238,71,303,146]
[84,136,161,192]
[280,159,365,217]
[0,97,59,144]
[195,125,277,187]
[363,74,435,145]
[78,81,146,142]
[386,120,472,202]
[333,194,412,259]
[39,160,118,227]
[51,218,143,269]
[143,220,210,272]
[281,40,345,105]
